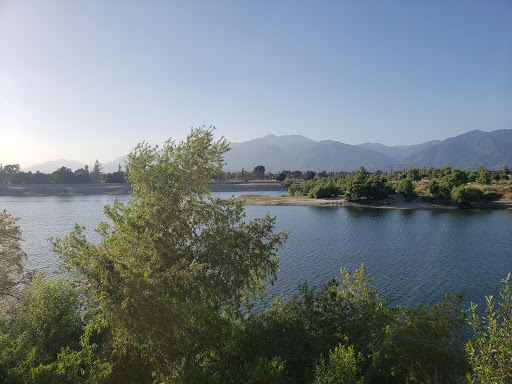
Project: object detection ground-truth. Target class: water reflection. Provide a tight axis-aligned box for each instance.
[344,206,387,218]
[1,195,511,311]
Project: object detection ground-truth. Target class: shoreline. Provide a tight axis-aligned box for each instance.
[235,194,512,210]
[0,182,287,197]
[2,184,510,210]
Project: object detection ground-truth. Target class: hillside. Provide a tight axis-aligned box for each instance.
[223,135,394,172]
[395,129,512,170]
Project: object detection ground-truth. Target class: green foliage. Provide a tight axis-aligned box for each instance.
[395,177,416,199]
[428,180,440,196]
[313,344,361,384]
[451,186,484,204]
[51,128,287,381]
[466,274,512,383]
[475,165,491,185]
[406,168,421,182]
[203,264,394,384]
[104,171,126,183]
[236,357,287,384]
[309,181,342,198]
[282,177,295,188]
[277,171,289,182]
[365,293,467,383]
[0,210,26,304]
[199,264,467,384]
[91,160,103,183]
[0,274,85,383]
[51,167,76,184]
[304,170,316,180]
[441,168,468,190]
[345,167,393,201]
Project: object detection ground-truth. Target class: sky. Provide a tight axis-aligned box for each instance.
[1,1,511,168]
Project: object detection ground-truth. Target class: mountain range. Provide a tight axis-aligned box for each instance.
[223,129,512,172]
[21,129,512,174]
[23,156,128,174]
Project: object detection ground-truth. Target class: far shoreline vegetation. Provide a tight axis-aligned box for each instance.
[1,129,512,382]
[1,162,511,209]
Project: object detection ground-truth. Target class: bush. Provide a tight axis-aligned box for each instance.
[0,274,85,383]
[309,183,342,198]
[313,344,361,384]
[466,274,512,383]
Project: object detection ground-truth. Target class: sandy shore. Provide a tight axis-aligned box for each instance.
[236,194,512,210]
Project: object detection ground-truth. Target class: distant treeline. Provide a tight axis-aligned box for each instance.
[214,165,510,183]
[278,165,512,207]
[0,161,128,184]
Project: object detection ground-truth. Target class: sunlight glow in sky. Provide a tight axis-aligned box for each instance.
[1,1,511,168]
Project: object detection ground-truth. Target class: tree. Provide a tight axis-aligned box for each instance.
[304,170,316,181]
[0,210,26,303]
[1,164,20,184]
[51,128,287,381]
[33,170,50,184]
[309,181,342,198]
[395,178,416,200]
[52,167,75,184]
[74,167,92,183]
[406,168,421,182]
[253,165,265,180]
[344,168,392,201]
[104,171,125,183]
[276,171,289,182]
[476,165,491,185]
[91,160,102,183]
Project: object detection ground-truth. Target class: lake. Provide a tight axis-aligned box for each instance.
[1,192,511,309]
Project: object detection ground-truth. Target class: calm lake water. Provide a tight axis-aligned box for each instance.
[1,192,511,309]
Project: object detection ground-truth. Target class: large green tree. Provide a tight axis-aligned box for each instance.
[52,128,287,382]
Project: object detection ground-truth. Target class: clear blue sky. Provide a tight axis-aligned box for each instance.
[1,0,511,168]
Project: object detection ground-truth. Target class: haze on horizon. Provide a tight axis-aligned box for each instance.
[1,1,511,168]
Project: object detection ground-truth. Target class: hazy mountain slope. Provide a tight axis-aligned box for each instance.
[224,135,394,172]
[22,159,87,173]
[397,129,512,170]
[357,140,442,160]
[21,129,512,175]
[103,156,128,173]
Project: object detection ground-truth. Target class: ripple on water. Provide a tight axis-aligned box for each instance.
[1,196,511,309]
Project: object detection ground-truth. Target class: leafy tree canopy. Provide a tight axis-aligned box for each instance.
[51,127,287,381]
[0,210,26,303]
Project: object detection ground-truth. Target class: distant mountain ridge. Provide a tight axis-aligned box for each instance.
[393,129,512,170]
[20,129,512,174]
[22,157,128,174]
[357,140,442,160]
[23,159,88,174]
[224,135,394,172]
